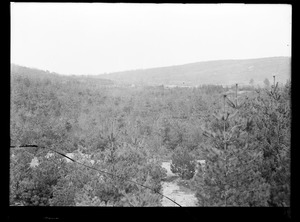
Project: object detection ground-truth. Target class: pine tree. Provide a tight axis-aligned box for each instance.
[195,84,270,206]
[251,76,290,206]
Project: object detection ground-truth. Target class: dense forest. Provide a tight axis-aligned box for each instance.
[10,64,290,207]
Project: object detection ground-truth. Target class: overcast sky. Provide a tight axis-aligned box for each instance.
[11,3,291,75]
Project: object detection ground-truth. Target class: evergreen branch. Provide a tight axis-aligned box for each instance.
[212,113,223,121]
[203,129,216,138]
[226,98,236,109]
[224,112,230,121]
[229,124,243,134]
[228,110,239,119]
[236,101,246,109]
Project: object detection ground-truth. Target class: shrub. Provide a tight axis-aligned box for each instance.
[171,146,196,180]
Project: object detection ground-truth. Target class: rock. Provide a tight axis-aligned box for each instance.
[29,157,39,168]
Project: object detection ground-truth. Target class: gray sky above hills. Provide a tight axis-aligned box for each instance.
[11,3,291,75]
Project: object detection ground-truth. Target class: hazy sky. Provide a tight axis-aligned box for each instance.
[11,3,291,75]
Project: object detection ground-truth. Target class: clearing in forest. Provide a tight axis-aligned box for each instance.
[161,162,198,207]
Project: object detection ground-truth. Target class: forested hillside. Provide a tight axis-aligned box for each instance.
[10,65,290,207]
[98,57,291,86]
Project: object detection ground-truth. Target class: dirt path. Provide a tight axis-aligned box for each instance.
[161,162,198,207]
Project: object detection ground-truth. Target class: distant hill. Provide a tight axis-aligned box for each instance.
[98,57,291,86]
[11,63,60,79]
[11,64,115,85]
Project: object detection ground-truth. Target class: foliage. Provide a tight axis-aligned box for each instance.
[171,146,196,180]
[74,184,114,206]
[10,65,290,207]
[10,151,66,206]
[118,175,162,207]
[249,79,291,206]
[195,87,271,206]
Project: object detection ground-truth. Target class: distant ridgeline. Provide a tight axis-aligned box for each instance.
[10,64,115,86]
[98,57,291,87]
[11,57,290,87]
